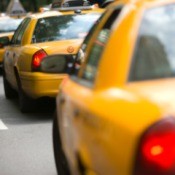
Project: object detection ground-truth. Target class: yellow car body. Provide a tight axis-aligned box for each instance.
[3,9,103,112]
[0,32,13,64]
[15,39,82,98]
[54,0,175,175]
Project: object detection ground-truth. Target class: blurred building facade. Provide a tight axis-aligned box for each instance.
[0,0,52,12]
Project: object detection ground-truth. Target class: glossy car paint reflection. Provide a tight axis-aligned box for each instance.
[54,0,175,175]
[3,9,103,112]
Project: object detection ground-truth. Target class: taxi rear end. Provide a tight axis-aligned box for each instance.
[54,0,175,175]
[20,40,81,98]
[3,3,103,112]
[19,9,103,99]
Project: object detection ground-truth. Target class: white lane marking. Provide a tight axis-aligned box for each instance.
[0,120,8,130]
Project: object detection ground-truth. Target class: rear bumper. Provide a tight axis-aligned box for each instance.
[19,71,68,99]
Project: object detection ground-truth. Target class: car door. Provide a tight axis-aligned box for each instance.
[59,6,123,174]
[4,18,31,89]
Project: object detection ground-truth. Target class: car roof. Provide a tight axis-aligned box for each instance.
[125,0,175,5]
[110,0,175,9]
[29,6,103,19]
[51,3,104,13]
[57,7,104,14]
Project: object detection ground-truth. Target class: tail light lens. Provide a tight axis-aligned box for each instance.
[32,49,47,71]
[134,117,175,175]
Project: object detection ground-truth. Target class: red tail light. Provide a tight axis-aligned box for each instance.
[32,50,47,71]
[134,117,175,175]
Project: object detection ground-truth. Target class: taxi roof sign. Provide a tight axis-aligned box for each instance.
[6,0,26,17]
[51,0,91,9]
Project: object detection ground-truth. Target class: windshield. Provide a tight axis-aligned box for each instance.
[129,4,175,81]
[33,13,101,43]
[0,17,23,33]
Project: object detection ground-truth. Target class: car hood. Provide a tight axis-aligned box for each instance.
[127,78,175,114]
[32,39,83,55]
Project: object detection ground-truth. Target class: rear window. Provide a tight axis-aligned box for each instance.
[129,4,175,81]
[32,13,101,43]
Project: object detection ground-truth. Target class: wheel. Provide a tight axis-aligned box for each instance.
[2,70,17,99]
[18,89,36,113]
[53,112,71,175]
[15,69,35,113]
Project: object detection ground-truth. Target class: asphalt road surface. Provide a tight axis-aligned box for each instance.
[0,75,57,175]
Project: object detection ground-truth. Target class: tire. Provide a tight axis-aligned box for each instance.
[18,89,35,113]
[2,69,17,99]
[15,69,35,113]
[53,112,71,175]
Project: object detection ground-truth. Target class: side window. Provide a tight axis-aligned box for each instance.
[81,29,110,83]
[73,13,105,75]
[78,7,122,87]
[129,4,175,81]
[11,19,25,44]
[11,18,31,45]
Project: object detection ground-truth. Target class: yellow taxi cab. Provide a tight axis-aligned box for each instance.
[53,0,175,174]
[0,0,26,66]
[2,4,103,112]
[0,16,23,66]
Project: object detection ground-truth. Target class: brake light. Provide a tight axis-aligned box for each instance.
[32,50,47,71]
[134,117,175,175]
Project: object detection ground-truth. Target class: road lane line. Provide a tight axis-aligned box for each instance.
[0,120,8,130]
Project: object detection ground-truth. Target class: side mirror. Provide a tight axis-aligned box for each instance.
[0,36,10,48]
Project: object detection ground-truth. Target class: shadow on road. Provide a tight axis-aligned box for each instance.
[0,95,56,125]
[0,68,3,76]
